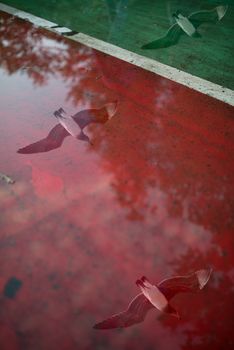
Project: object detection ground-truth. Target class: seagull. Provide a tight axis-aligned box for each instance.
[93,268,212,329]
[17,101,117,154]
[172,12,200,37]
[141,5,228,49]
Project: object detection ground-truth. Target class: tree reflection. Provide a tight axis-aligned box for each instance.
[0,10,234,349]
[1,10,233,229]
[0,11,101,106]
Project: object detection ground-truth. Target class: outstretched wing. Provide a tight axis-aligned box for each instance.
[93,293,153,329]
[73,102,117,130]
[157,269,212,300]
[141,23,182,50]
[189,6,228,28]
[17,124,70,154]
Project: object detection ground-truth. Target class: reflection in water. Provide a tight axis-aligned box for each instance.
[0,172,15,184]
[0,9,234,350]
[17,102,117,153]
[0,11,103,107]
[94,269,211,329]
[105,0,131,40]
[142,5,228,50]
[173,12,200,37]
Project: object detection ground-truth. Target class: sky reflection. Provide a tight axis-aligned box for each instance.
[0,11,233,350]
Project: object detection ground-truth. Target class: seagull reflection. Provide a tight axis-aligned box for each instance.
[94,269,212,329]
[17,101,117,154]
[142,5,228,50]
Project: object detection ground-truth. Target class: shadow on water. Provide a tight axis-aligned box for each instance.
[0,10,234,350]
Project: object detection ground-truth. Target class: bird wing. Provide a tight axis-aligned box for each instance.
[93,293,153,329]
[73,107,110,129]
[157,269,212,300]
[17,124,70,154]
[72,102,117,129]
[189,6,227,28]
[141,23,182,50]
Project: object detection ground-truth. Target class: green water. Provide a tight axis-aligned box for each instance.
[2,0,234,89]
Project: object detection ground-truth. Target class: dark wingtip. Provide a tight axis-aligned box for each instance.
[17,147,34,154]
[93,321,106,329]
[141,42,157,50]
[93,323,100,329]
[93,322,115,330]
[17,148,26,154]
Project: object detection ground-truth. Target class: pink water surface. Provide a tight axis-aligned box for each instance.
[0,12,233,350]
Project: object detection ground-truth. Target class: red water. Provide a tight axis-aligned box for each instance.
[0,12,233,350]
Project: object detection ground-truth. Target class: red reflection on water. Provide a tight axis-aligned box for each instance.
[0,11,233,350]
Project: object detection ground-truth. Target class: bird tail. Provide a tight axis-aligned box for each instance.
[216,5,228,21]
[196,268,212,289]
[105,100,118,119]
[58,107,67,116]
[54,108,67,120]
[141,276,152,288]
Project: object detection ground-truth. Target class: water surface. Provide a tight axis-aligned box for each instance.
[0,11,233,350]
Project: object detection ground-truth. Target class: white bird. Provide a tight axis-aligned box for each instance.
[93,269,212,329]
[141,6,228,50]
[17,101,117,154]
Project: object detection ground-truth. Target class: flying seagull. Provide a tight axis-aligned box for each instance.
[93,268,212,329]
[172,12,200,37]
[141,5,228,49]
[17,101,117,154]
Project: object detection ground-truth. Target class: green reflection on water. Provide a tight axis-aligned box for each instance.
[2,0,234,89]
